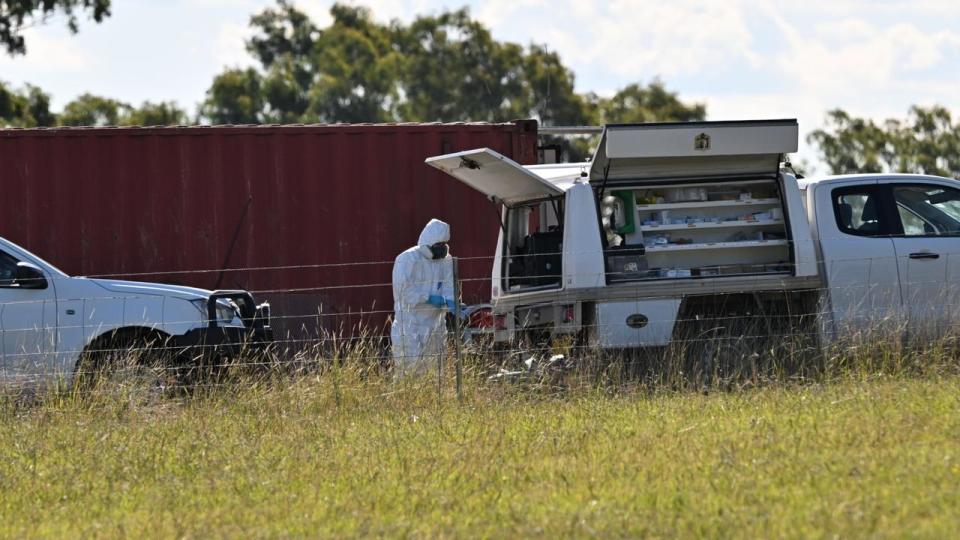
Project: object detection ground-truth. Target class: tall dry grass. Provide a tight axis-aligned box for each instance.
[1,316,958,537]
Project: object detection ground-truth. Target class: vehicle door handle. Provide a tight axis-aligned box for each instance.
[909,252,940,260]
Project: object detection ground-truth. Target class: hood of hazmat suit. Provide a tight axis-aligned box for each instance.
[391,219,454,376]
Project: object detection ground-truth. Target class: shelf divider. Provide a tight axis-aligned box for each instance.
[643,239,789,253]
[635,198,781,211]
[639,219,784,232]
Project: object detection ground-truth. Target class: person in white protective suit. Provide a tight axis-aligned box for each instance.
[391,219,456,376]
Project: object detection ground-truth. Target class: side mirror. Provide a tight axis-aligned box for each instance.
[14,262,48,290]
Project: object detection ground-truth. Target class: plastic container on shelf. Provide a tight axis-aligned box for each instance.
[662,268,692,278]
[707,190,739,201]
[692,266,721,277]
[665,187,707,202]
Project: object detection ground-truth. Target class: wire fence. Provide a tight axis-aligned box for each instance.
[2,249,960,397]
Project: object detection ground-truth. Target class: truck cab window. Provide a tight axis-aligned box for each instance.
[503,198,564,291]
[893,185,960,237]
[833,189,887,237]
[0,250,19,286]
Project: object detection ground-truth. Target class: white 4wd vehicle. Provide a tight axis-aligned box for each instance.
[427,120,960,353]
[0,236,271,386]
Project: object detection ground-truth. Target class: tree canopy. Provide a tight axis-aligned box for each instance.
[809,106,960,178]
[0,81,55,126]
[5,0,956,180]
[3,0,706,139]
[200,1,704,129]
[57,94,188,126]
[591,82,706,124]
[0,0,111,55]
[0,85,188,128]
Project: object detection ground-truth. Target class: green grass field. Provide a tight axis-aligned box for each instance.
[1,364,958,539]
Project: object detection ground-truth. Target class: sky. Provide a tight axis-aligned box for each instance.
[2,0,959,171]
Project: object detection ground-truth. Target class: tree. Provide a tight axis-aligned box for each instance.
[594,80,706,124]
[1,0,111,56]
[201,2,402,123]
[0,80,55,126]
[806,110,890,174]
[808,107,960,178]
[201,2,702,130]
[233,1,403,123]
[890,106,960,177]
[123,101,188,126]
[21,83,54,125]
[4,87,188,127]
[302,4,401,123]
[58,93,128,126]
[246,0,318,69]
[199,68,265,124]
[521,44,594,127]
[397,8,527,122]
[246,0,318,122]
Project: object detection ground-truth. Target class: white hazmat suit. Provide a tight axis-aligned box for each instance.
[391,219,455,375]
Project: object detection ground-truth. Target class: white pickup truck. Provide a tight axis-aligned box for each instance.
[427,120,960,353]
[0,236,272,386]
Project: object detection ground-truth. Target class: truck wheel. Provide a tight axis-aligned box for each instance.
[677,321,759,390]
[74,330,181,395]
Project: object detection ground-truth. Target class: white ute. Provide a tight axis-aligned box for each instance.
[427,119,960,352]
[0,236,271,386]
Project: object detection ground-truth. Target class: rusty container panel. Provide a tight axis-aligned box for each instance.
[0,122,539,342]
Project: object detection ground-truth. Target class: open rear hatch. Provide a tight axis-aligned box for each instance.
[425,148,570,293]
[425,148,563,205]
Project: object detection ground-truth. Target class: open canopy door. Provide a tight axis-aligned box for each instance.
[425,148,564,205]
[589,119,798,185]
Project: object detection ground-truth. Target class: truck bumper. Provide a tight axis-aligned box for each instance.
[174,290,273,363]
[173,325,273,360]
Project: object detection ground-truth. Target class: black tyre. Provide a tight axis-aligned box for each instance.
[73,331,182,395]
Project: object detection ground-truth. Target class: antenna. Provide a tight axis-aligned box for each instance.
[542,44,552,126]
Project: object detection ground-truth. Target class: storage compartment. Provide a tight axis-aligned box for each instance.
[504,198,565,291]
[606,246,651,280]
[522,231,563,287]
[602,178,791,282]
[594,299,681,348]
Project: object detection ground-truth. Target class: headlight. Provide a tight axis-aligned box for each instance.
[190,298,242,325]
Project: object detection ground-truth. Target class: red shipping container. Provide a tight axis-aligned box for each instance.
[0,121,538,344]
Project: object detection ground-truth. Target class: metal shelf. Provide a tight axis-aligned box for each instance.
[640,219,784,232]
[635,198,781,211]
[644,239,789,253]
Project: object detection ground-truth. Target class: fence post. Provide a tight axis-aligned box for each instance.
[453,257,463,402]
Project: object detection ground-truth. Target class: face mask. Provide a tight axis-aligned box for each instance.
[429,243,449,259]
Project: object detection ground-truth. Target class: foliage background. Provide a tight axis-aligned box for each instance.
[1,1,958,175]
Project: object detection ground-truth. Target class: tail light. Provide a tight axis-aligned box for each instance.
[468,308,494,328]
[562,304,575,323]
[494,314,508,330]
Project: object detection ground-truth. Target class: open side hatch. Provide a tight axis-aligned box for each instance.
[590,119,798,185]
[591,120,801,284]
[425,148,563,205]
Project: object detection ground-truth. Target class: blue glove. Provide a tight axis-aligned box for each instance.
[427,294,445,307]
